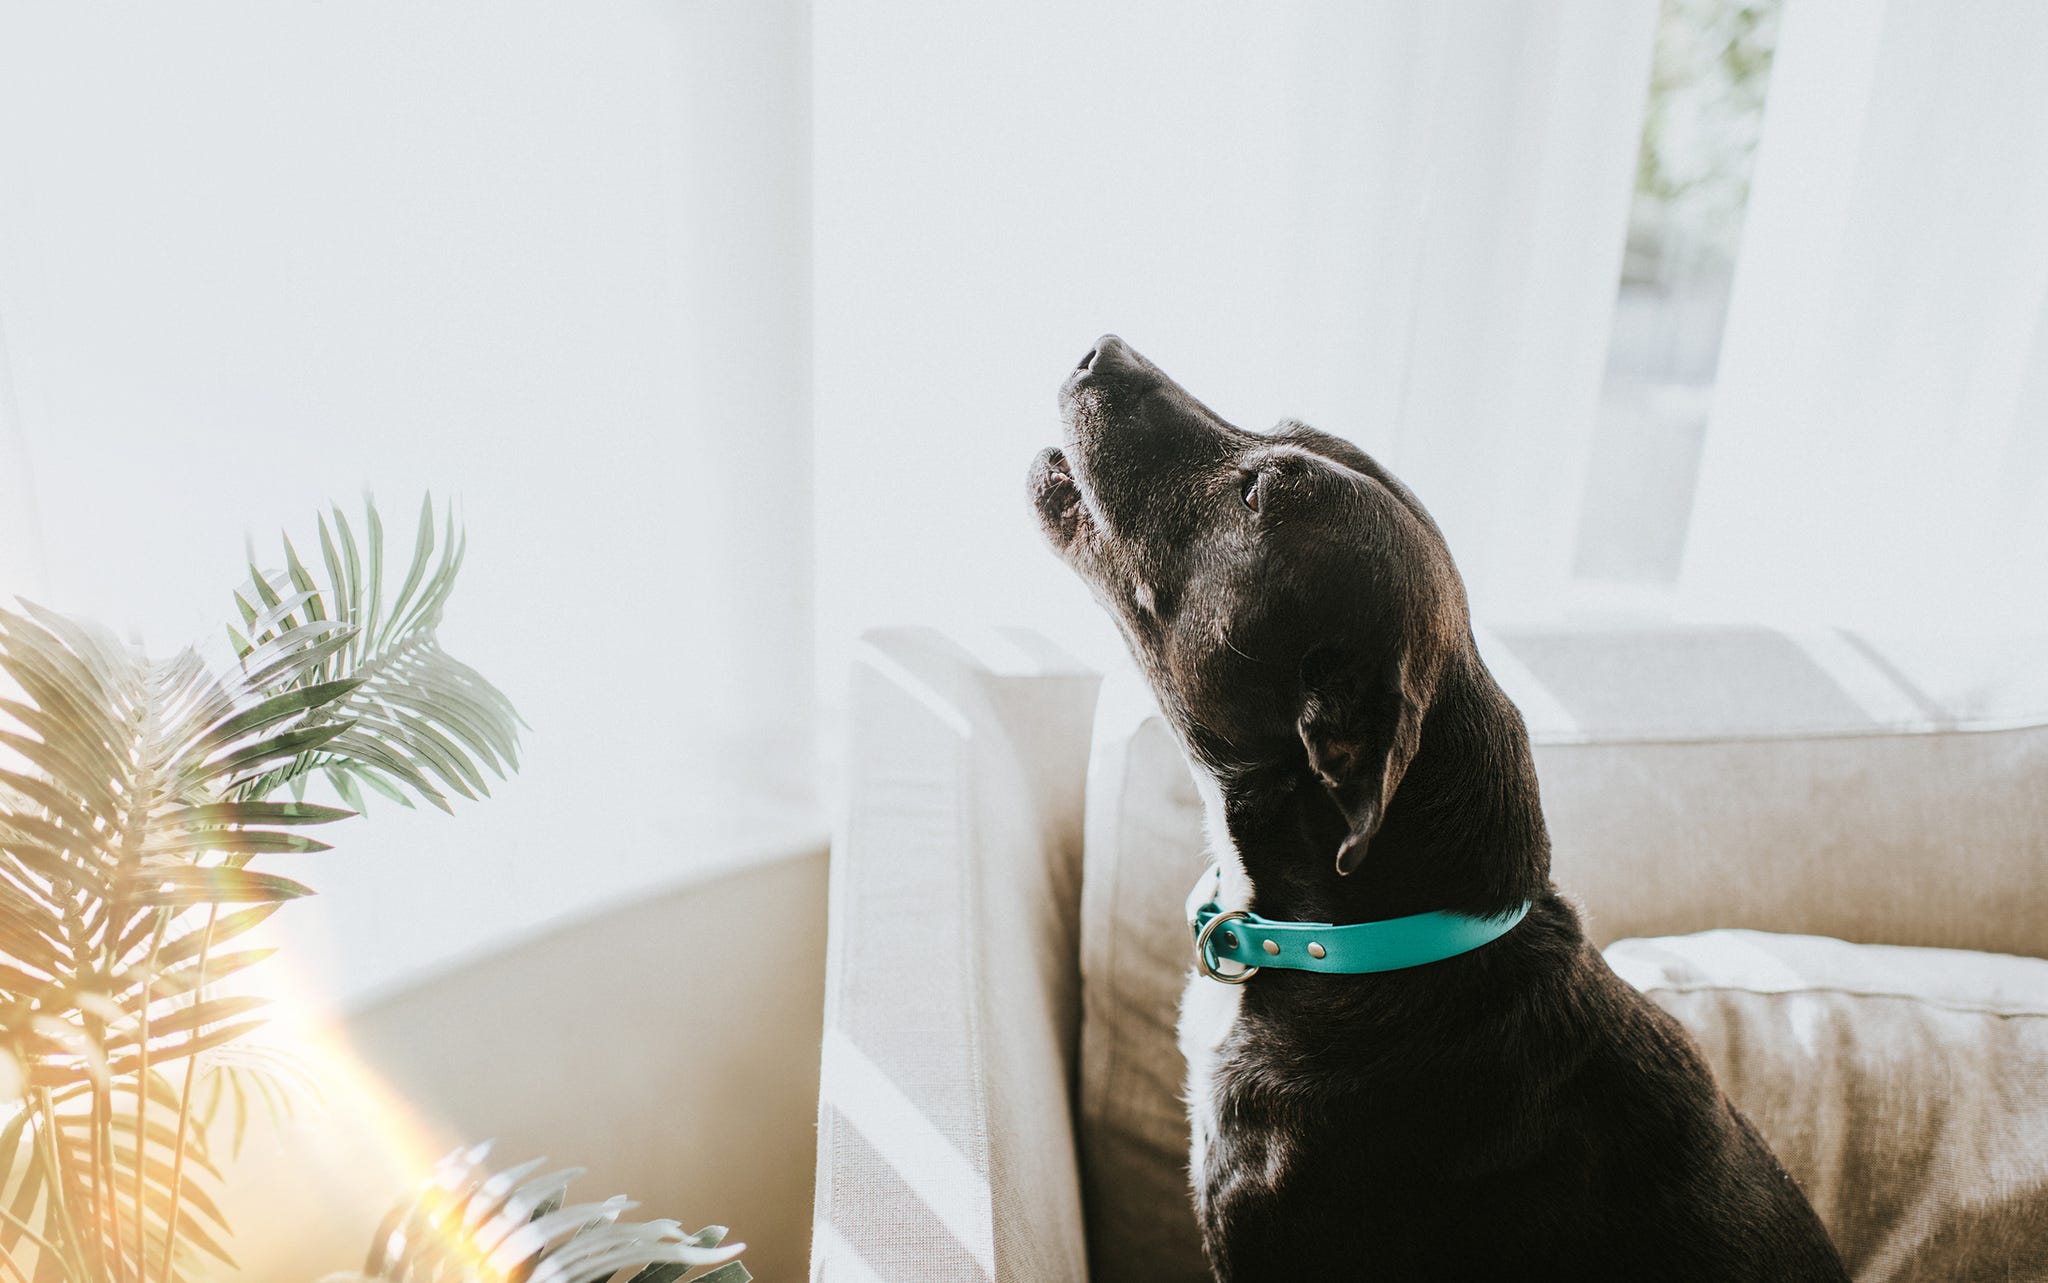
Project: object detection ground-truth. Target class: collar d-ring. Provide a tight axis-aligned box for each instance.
[1194,908,1260,984]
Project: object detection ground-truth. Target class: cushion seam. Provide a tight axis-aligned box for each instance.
[1637,981,2048,1018]
[1531,718,2048,747]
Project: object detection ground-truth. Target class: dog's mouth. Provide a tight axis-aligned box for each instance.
[1029,445,1093,550]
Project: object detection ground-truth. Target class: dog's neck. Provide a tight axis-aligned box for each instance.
[1200,647,1551,927]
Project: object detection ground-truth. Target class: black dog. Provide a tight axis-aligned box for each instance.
[1028,336,1847,1281]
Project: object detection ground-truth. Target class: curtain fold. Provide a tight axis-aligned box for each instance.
[1681,0,2048,626]
[1331,3,1658,621]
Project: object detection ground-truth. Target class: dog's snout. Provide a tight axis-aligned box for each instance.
[1071,334,1132,383]
[1089,334,1127,373]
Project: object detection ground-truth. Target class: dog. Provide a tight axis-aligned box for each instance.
[1028,336,1848,1281]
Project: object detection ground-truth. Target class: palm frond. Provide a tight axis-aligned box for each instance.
[330,1143,748,1283]
[230,495,524,813]
[0,1076,232,1282]
[191,1042,324,1161]
[0,602,354,1087]
[0,598,361,1280]
[0,496,535,1282]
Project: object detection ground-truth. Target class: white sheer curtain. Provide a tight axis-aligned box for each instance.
[1681,0,2048,627]
[811,0,1657,682]
[1327,4,1658,623]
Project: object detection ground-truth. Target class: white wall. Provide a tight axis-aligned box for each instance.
[0,1,814,1006]
[216,848,828,1283]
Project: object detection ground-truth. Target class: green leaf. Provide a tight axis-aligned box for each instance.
[322,731,449,813]
[282,535,325,624]
[141,830,334,858]
[120,903,282,974]
[103,994,269,1047]
[237,622,354,692]
[116,947,276,1010]
[91,1019,268,1081]
[331,507,364,641]
[157,800,354,827]
[244,588,319,642]
[318,513,353,636]
[199,719,355,785]
[122,868,314,908]
[0,727,120,829]
[358,1147,746,1283]
[364,496,386,666]
[194,678,362,755]
[228,495,521,815]
[0,765,107,837]
[0,812,111,883]
[0,1117,45,1259]
[0,897,68,977]
[330,766,366,814]
[381,494,438,653]
[350,767,417,811]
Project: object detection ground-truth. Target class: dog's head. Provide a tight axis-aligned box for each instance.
[1029,335,1470,876]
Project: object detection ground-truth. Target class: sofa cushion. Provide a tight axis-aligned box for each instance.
[1607,931,2048,1282]
[1075,624,2048,1282]
[1496,625,2048,955]
[1076,676,1215,1282]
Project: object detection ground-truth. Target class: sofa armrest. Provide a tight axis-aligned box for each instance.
[812,629,1101,1282]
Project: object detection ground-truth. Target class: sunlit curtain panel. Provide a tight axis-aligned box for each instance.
[1683,0,2048,627]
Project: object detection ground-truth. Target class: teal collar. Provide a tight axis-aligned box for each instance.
[1185,864,1531,984]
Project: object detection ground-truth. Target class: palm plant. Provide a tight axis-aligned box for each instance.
[331,1143,748,1283]
[0,496,526,1281]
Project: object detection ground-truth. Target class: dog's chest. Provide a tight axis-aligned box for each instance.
[1178,964,1240,1177]
[1181,769,1266,1194]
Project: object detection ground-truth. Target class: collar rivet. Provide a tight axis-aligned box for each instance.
[1307,941,1327,959]
[1262,939,1280,956]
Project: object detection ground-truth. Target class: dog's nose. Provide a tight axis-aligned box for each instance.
[1076,334,1129,377]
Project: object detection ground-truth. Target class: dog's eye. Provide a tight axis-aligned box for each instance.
[1241,472,1263,513]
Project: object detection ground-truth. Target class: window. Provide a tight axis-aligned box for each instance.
[1574,0,1784,597]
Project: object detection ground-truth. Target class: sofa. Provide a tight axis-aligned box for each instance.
[811,624,2048,1282]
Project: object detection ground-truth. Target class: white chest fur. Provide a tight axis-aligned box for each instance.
[1180,768,1251,1182]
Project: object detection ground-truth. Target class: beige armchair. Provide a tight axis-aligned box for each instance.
[813,624,2048,1282]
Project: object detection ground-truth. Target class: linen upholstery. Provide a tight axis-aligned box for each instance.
[1607,931,2048,1283]
[821,623,2048,1282]
[813,629,1100,1282]
[1075,676,1217,1282]
[1074,624,2048,1282]
[1501,626,2048,954]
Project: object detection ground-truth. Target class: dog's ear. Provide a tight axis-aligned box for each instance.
[1297,647,1425,876]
